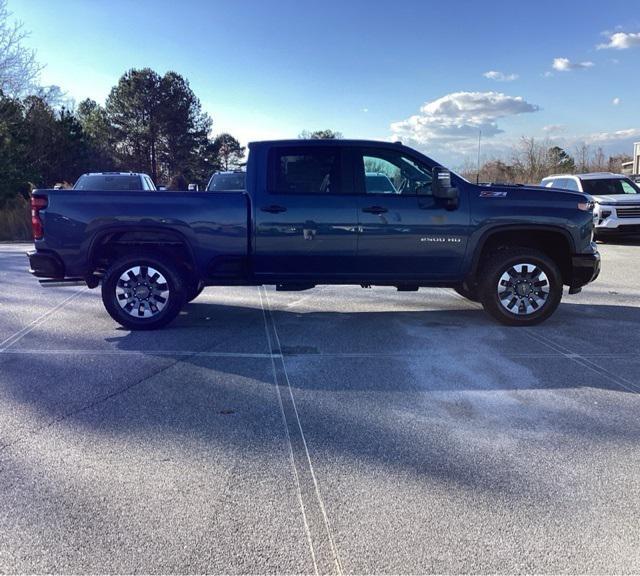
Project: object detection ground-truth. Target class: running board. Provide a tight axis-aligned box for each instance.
[39,278,86,288]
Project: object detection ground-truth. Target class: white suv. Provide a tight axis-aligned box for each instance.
[540,172,640,238]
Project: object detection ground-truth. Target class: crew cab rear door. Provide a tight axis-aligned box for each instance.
[351,146,469,279]
[252,145,359,278]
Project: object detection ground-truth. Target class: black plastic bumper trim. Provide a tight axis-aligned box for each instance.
[27,250,65,279]
[571,251,601,288]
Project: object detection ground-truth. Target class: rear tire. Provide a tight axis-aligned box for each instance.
[479,248,563,326]
[101,251,186,330]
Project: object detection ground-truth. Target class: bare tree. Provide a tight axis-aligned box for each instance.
[574,142,591,173]
[591,147,607,172]
[608,154,632,173]
[511,137,551,183]
[0,0,41,97]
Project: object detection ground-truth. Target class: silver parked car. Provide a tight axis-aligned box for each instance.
[540,172,640,238]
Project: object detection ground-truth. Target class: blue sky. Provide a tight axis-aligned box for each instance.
[11,0,640,166]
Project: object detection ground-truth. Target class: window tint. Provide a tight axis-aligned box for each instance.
[270,148,339,194]
[581,178,640,195]
[74,175,143,191]
[360,150,432,195]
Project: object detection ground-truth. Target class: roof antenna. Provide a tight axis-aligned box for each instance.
[476,129,482,185]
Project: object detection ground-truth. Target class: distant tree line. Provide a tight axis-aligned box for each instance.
[0,67,245,204]
[461,137,632,185]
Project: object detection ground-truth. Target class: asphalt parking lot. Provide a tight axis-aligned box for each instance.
[1,241,639,574]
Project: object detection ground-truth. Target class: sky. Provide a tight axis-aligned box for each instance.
[10,0,640,167]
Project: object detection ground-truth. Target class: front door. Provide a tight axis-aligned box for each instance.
[353,147,469,280]
[253,145,359,279]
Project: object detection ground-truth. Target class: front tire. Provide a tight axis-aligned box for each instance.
[101,251,186,330]
[479,248,563,326]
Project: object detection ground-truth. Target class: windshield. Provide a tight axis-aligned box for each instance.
[207,173,246,191]
[74,175,143,191]
[581,178,640,196]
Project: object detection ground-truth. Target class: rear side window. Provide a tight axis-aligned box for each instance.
[269,147,339,194]
[74,175,143,191]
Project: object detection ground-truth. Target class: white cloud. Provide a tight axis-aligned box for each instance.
[552,57,595,72]
[583,128,640,145]
[597,31,640,50]
[390,91,539,152]
[361,107,369,113]
[543,124,565,133]
[612,97,621,106]
[483,70,518,82]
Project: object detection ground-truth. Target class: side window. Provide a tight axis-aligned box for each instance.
[269,147,339,194]
[562,178,579,191]
[621,180,638,194]
[360,150,432,195]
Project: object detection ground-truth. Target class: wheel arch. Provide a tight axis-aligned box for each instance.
[469,225,575,285]
[88,226,198,284]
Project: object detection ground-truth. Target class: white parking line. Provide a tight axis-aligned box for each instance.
[258,288,319,575]
[0,287,86,352]
[260,287,344,575]
[524,329,640,394]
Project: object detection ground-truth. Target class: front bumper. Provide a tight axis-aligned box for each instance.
[27,249,65,279]
[595,224,640,237]
[594,204,640,235]
[570,251,600,291]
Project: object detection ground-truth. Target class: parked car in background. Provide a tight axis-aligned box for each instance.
[74,172,157,191]
[541,173,640,239]
[206,170,246,192]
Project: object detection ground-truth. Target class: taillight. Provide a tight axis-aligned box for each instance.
[31,195,47,240]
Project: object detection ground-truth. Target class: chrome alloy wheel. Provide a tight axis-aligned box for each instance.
[115,265,169,318]
[497,262,550,316]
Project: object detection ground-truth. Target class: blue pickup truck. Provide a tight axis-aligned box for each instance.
[28,139,600,329]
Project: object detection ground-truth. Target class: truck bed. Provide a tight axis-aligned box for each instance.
[33,189,250,280]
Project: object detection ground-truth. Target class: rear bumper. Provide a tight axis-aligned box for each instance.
[27,249,65,279]
[570,251,600,290]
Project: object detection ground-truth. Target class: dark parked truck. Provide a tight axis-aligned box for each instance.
[28,139,600,329]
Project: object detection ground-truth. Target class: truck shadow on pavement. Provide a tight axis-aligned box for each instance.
[2,298,640,497]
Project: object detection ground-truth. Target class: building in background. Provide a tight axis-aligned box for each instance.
[622,142,640,176]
